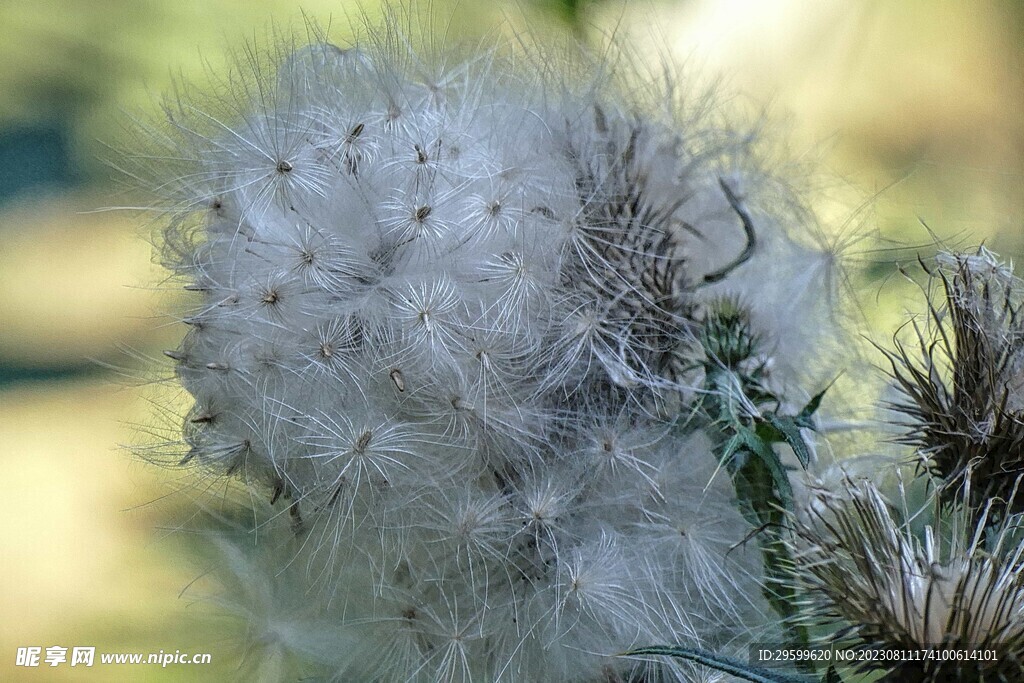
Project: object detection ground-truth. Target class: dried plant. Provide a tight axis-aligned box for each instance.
[882,248,1024,519]
[789,477,1024,682]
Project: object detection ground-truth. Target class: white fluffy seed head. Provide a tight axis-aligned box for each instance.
[131,12,845,680]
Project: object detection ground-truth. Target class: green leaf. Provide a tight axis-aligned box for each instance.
[726,427,811,658]
[732,456,773,528]
[761,413,814,469]
[738,425,794,509]
[796,381,834,425]
[719,432,744,473]
[621,646,818,683]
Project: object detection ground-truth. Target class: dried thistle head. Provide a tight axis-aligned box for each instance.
[790,477,1024,682]
[883,247,1024,516]
[123,14,824,678]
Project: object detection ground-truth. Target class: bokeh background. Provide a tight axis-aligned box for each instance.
[0,0,1020,680]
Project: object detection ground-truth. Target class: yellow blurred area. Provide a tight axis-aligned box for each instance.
[0,379,230,681]
[627,0,1023,249]
[0,0,1020,680]
[0,194,179,365]
[616,0,1022,338]
[0,0,499,166]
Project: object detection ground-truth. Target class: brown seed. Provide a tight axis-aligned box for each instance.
[289,501,304,534]
[594,104,608,134]
[355,430,372,453]
[389,368,406,392]
[328,481,344,507]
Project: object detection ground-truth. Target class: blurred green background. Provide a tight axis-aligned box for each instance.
[0,0,1020,680]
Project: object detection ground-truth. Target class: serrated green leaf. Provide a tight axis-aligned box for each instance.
[733,458,772,528]
[754,418,785,443]
[796,382,833,425]
[719,432,744,473]
[762,413,814,469]
[737,425,794,509]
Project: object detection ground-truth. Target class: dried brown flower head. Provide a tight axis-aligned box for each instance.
[883,248,1024,517]
[790,478,1024,682]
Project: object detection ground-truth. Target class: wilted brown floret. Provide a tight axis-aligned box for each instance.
[790,479,1024,683]
[883,248,1024,518]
